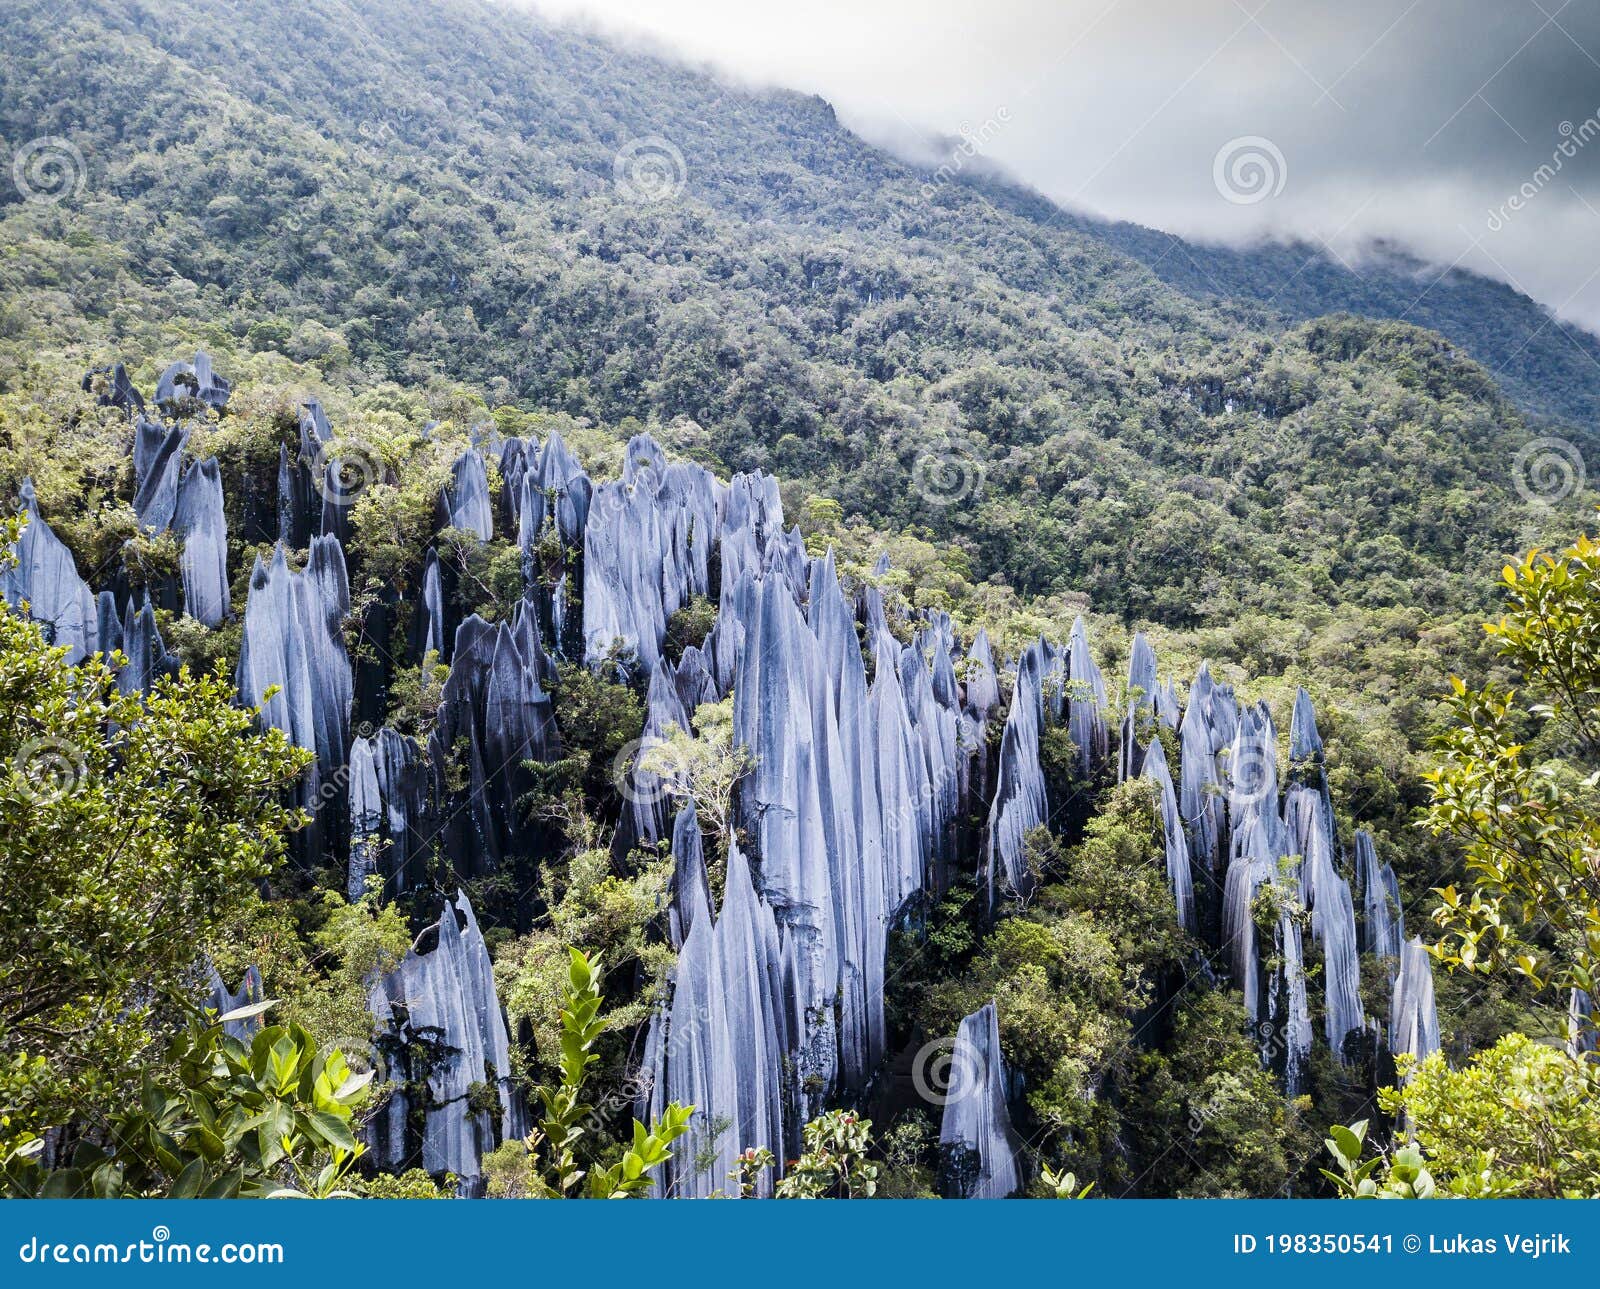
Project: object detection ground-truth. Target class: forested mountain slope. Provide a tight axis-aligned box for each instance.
[0,0,1590,634]
[3,0,1598,1203]
[1040,198,1600,433]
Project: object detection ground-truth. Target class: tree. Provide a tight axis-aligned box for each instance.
[1321,1119,1436,1199]
[483,950,691,1198]
[1379,1034,1600,1198]
[496,834,674,1083]
[0,524,311,1137]
[773,1110,880,1199]
[1425,529,1600,1022]
[3,1011,373,1199]
[638,697,755,845]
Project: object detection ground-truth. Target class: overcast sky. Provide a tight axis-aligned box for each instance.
[525,0,1600,333]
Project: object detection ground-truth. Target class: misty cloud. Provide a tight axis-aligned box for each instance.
[525,0,1600,334]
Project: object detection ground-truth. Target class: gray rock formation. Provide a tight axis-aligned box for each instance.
[668,801,710,950]
[369,893,524,1188]
[4,480,97,663]
[938,1002,1025,1199]
[1286,783,1363,1059]
[1066,616,1109,775]
[116,598,175,696]
[236,539,353,859]
[1177,662,1236,884]
[517,428,592,553]
[582,434,722,676]
[154,350,231,412]
[1120,630,1163,780]
[1222,806,1313,1094]
[495,436,534,536]
[985,642,1047,910]
[427,604,558,875]
[1389,935,1440,1069]
[1142,737,1194,930]
[174,457,230,625]
[131,421,189,533]
[83,362,144,416]
[348,728,431,900]
[443,449,494,542]
[640,842,788,1198]
[415,547,445,661]
[1354,830,1403,961]
[1569,989,1596,1059]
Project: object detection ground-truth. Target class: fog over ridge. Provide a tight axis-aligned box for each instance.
[523,0,1600,335]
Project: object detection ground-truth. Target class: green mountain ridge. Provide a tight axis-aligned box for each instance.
[3,0,1597,1203]
[0,0,1592,633]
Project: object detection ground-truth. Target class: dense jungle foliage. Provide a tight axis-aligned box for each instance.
[1,0,1598,1200]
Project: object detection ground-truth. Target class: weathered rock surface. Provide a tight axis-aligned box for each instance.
[348,728,431,899]
[4,480,97,663]
[443,449,494,542]
[938,1002,1025,1199]
[1142,737,1194,930]
[984,642,1047,910]
[154,350,231,412]
[116,598,176,696]
[369,893,524,1188]
[1389,935,1440,1067]
[427,605,558,875]
[640,842,787,1198]
[1354,830,1403,962]
[235,540,353,860]
[174,457,230,625]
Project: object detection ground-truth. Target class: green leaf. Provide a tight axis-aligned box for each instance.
[168,1157,208,1199]
[308,1110,358,1154]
